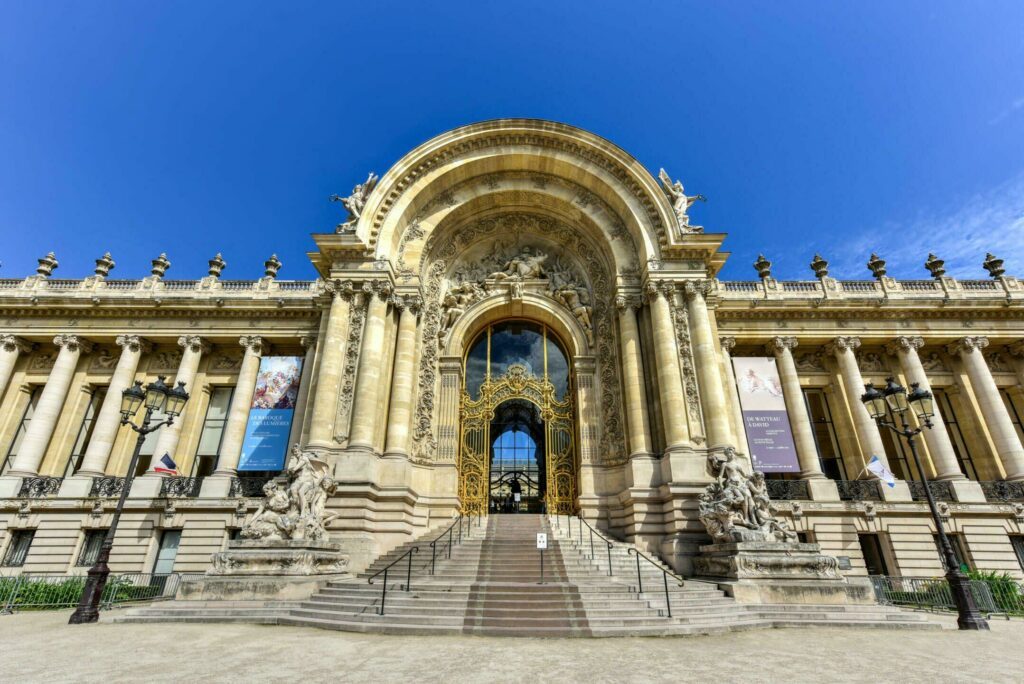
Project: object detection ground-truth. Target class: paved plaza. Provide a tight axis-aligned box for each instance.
[2,610,1022,683]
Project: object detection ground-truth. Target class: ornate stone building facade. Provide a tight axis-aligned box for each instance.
[2,119,1024,580]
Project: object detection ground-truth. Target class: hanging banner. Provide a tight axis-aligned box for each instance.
[731,356,800,473]
[237,356,304,471]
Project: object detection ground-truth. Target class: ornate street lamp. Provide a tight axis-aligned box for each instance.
[69,375,189,625]
[860,377,988,630]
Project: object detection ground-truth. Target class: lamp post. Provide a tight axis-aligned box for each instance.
[860,377,989,631]
[68,376,189,625]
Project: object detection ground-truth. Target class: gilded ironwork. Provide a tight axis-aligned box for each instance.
[458,363,577,515]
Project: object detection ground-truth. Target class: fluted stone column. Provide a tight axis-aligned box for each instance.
[145,335,211,474]
[77,335,153,477]
[887,336,965,480]
[683,280,731,448]
[948,336,1024,480]
[825,336,890,469]
[384,296,420,457]
[718,337,748,454]
[615,295,653,457]
[348,281,393,452]
[645,281,689,450]
[0,336,35,403]
[767,337,825,479]
[8,335,93,476]
[213,336,267,476]
[288,334,318,449]
[308,281,353,447]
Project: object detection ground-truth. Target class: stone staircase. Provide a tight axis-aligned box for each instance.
[116,514,940,635]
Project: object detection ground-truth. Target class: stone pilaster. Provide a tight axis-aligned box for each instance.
[683,280,731,449]
[383,296,420,457]
[886,336,965,481]
[213,335,268,476]
[947,336,1024,480]
[615,295,652,458]
[144,335,211,474]
[0,335,35,404]
[8,335,94,476]
[436,357,463,464]
[288,334,318,450]
[645,281,689,451]
[718,337,748,455]
[307,280,353,447]
[348,280,393,453]
[766,336,825,479]
[77,335,153,476]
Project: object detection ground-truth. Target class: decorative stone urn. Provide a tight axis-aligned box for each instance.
[179,446,350,601]
[693,448,873,605]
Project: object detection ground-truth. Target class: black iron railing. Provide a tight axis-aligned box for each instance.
[765,479,811,500]
[552,514,614,576]
[18,477,63,498]
[428,512,482,575]
[89,477,126,498]
[980,481,1024,503]
[837,479,883,501]
[908,480,955,502]
[229,476,276,498]
[366,546,419,616]
[627,547,685,618]
[160,477,203,498]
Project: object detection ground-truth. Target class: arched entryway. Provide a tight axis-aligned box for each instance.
[459,320,577,515]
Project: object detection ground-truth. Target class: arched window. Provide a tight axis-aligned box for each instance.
[464,321,570,400]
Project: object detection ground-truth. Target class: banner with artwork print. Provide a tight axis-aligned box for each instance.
[237,356,303,471]
[731,356,800,473]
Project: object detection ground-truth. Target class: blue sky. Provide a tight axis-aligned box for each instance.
[2,1,1023,282]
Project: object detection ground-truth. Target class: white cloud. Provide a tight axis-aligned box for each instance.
[825,172,1024,280]
[989,96,1024,126]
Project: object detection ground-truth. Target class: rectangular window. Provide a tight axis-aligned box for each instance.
[1010,535,1024,572]
[152,529,182,575]
[880,404,923,482]
[858,533,891,576]
[934,533,971,571]
[134,404,170,475]
[64,388,107,477]
[76,529,107,567]
[1003,390,1024,448]
[192,387,234,477]
[2,530,35,567]
[802,389,847,480]
[933,389,977,480]
[796,531,816,544]
[1,387,43,475]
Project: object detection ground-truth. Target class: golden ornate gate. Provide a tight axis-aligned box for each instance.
[459,364,577,514]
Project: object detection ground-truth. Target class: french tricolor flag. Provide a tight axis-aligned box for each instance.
[154,453,178,475]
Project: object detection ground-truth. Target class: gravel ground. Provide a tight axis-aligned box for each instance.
[1,610,1021,683]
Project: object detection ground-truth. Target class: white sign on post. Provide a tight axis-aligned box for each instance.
[536,533,548,550]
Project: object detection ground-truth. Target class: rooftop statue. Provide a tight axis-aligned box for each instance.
[658,168,706,234]
[331,172,379,232]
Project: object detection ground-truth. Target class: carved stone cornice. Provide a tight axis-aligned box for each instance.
[946,336,989,357]
[115,335,153,355]
[1,335,36,355]
[823,336,861,356]
[719,336,737,353]
[765,336,798,356]
[885,336,924,356]
[177,335,212,355]
[238,335,268,356]
[53,334,94,354]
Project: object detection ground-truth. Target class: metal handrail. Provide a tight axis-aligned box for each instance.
[554,514,615,576]
[627,547,685,618]
[427,512,473,575]
[366,546,419,616]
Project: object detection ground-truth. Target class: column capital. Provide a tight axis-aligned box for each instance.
[824,336,861,356]
[53,334,94,355]
[364,279,393,301]
[177,335,213,355]
[946,336,989,357]
[1005,340,1024,359]
[1,335,36,354]
[719,336,737,353]
[885,336,924,356]
[643,280,675,301]
[615,294,642,311]
[115,335,153,355]
[765,336,798,355]
[326,278,355,300]
[300,334,318,350]
[681,279,712,299]
[238,335,268,356]
[401,295,423,315]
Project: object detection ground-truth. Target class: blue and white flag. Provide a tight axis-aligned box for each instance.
[154,453,178,475]
[866,455,896,488]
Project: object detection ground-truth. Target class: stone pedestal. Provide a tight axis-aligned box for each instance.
[695,541,875,605]
[177,539,351,602]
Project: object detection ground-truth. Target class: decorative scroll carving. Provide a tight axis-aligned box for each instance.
[333,288,368,443]
[667,286,705,439]
[240,446,338,541]
[698,447,798,543]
